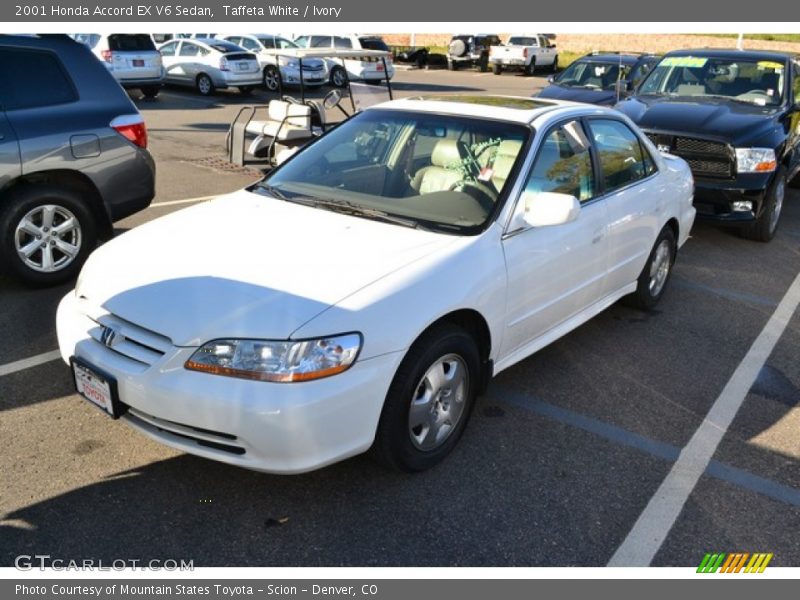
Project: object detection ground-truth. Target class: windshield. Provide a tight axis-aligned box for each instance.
[556,60,631,90]
[638,56,786,106]
[257,109,530,234]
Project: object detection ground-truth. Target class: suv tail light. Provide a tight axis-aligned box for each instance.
[101,49,113,62]
[111,115,147,149]
[219,57,230,71]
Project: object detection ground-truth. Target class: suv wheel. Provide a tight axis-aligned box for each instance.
[741,167,786,242]
[0,185,97,287]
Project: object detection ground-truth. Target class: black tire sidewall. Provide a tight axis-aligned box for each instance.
[632,226,676,310]
[331,67,346,88]
[263,66,279,91]
[374,324,480,472]
[196,74,214,96]
[742,166,785,242]
[0,185,97,286]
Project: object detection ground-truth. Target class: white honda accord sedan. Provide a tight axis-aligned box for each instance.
[56,96,695,474]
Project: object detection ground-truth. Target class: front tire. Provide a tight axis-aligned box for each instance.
[195,73,215,96]
[624,226,676,310]
[330,66,347,88]
[372,323,480,472]
[492,63,502,75]
[263,66,280,92]
[140,86,160,98]
[238,85,254,95]
[0,185,97,287]
[740,167,786,242]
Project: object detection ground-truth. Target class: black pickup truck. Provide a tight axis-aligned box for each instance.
[616,49,800,242]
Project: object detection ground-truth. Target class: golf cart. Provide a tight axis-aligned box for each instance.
[226,48,393,168]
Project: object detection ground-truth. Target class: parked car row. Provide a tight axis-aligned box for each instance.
[71,32,395,97]
[535,48,800,242]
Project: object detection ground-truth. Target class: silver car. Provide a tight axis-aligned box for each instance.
[220,34,328,92]
[158,38,261,96]
[72,33,164,98]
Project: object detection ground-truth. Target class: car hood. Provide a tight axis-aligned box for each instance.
[537,84,617,106]
[76,191,457,346]
[615,95,781,145]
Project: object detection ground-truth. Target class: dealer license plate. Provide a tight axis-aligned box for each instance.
[71,358,121,418]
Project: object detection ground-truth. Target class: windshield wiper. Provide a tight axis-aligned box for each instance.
[287,196,423,230]
[253,183,292,201]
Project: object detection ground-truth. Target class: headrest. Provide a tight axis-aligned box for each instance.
[431,139,465,167]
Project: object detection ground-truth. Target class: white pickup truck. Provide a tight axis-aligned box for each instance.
[489,34,559,75]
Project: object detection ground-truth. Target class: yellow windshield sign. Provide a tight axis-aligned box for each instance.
[661,56,708,68]
[757,61,784,70]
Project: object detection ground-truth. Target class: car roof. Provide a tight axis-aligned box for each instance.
[578,53,643,65]
[370,95,609,124]
[664,48,797,61]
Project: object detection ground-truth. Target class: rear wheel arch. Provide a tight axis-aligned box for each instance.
[1,170,111,239]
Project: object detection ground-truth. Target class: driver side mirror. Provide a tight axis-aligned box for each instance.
[520,191,581,228]
[547,74,556,83]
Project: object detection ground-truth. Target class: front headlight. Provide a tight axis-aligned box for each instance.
[185,333,362,383]
[735,148,777,173]
[278,56,299,69]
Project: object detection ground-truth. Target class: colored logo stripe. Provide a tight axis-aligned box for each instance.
[697,552,773,573]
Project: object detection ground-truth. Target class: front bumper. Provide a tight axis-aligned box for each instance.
[693,172,774,224]
[56,292,403,474]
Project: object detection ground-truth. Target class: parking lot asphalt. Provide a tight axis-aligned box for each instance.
[1,68,799,567]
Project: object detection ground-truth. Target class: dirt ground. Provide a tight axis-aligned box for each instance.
[380,33,800,54]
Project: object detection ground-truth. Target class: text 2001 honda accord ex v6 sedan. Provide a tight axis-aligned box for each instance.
[56,96,695,474]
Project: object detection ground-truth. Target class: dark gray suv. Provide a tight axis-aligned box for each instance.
[0,35,155,286]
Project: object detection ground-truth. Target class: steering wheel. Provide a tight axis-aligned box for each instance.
[448,180,499,211]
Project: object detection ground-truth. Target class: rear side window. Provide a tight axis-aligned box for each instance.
[586,119,650,192]
[334,37,353,49]
[0,48,77,110]
[108,34,156,52]
[359,38,389,51]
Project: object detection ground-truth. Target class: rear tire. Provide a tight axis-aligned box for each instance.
[492,63,502,75]
[0,185,97,287]
[525,60,536,76]
[740,167,785,242]
[140,86,160,98]
[623,226,676,310]
[195,73,215,96]
[372,323,480,472]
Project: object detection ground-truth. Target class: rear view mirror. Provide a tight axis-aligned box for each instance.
[521,191,581,227]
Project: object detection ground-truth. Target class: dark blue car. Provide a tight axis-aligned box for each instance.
[536,52,660,106]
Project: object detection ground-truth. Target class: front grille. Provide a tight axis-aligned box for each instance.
[126,408,246,455]
[646,132,734,179]
[88,313,171,368]
[302,63,324,72]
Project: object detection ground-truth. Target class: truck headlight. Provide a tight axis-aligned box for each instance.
[185,333,361,383]
[735,148,777,173]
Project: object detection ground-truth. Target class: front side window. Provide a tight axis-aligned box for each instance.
[310,36,332,48]
[257,109,530,233]
[586,119,650,192]
[556,60,630,91]
[638,55,786,106]
[523,120,595,202]
[159,41,178,56]
[179,42,199,57]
